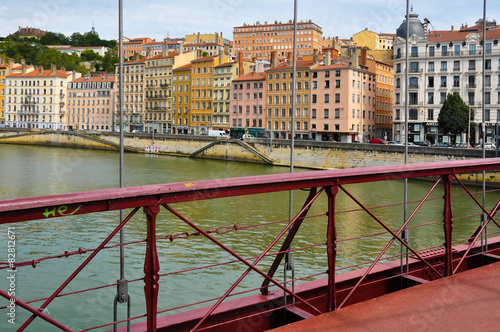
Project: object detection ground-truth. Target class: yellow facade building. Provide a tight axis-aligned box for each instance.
[353,29,395,50]
[172,64,191,134]
[190,54,228,134]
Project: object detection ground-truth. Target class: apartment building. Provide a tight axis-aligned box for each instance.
[190,55,228,134]
[145,53,174,134]
[114,57,145,132]
[213,54,255,131]
[184,32,232,55]
[353,29,396,50]
[121,37,153,59]
[310,53,377,142]
[67,75,115,131]
[229,71,266,136]
[265,52,314,139]
[233,20,323,60]
[171,64,191,134]
[5,64,80,130]
[144,49,196,134]
[392,10,500,144]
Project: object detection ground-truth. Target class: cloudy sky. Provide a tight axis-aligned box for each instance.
[1,1,498,41]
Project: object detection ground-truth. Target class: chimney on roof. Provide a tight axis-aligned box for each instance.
[287,52,293,66]
[451,25,454,32]
[147,47,153,59]
[197,32,200,43]
[8,58,14,74]
[51,64,56,75]
[324,50,331,66]
[21,59,26,75]
[179,44,184,55]
[196,49,202,59]
[72,71,77,81]
[162,43,167,57]
[313,49,319,65]
[39,65,43,75]
[270,51,277,68]
[238,52,244,77]
[360,48,367,67]
[349,48,359,68]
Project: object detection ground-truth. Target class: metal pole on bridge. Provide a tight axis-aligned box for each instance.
[481,0,488,252]
[114,1,130,331]
[284,0,299,306]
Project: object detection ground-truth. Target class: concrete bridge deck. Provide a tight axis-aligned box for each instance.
[270,262,500,331]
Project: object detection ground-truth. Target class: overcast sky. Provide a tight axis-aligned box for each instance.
[1,1,498,42]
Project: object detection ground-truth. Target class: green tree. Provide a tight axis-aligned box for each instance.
[81,49,102,62]
[39,32,70,45]
[438,92,475,137]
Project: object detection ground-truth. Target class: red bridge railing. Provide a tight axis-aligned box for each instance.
[1,159,500,331]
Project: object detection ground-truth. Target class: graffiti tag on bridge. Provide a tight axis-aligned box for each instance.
[43,205,83,218]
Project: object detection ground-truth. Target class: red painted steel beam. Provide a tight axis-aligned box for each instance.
[443,175,454,276]
[326,186,338,312]
[144,206,160,332]
[1,159,500,224]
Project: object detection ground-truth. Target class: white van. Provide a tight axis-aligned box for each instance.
[208,130,229,138]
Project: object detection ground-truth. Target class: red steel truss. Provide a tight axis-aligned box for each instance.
[1,158,500,331]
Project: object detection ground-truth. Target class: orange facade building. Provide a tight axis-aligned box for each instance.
[233,20,323,60]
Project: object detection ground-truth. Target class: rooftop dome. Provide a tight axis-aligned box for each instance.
[396,9,426,39]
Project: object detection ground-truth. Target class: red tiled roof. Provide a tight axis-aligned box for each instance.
[191,55,219,63]
[215,61,236,68]
[265,60,315,72]
[232,72,266,82]
[70,76,115,83]
[429,27,500,42]
[9,69,73,78]
[173,63,192,71]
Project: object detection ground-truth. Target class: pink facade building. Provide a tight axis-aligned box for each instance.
[67,75,115,131]
[229,72,266,135]
[311,59,376,142]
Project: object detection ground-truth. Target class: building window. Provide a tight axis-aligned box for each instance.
[324,109,329,119]
[429,46,435,57]
[409,109,418,120]
[411,47,418,57]
[335,108,340,119]
[440,61,447,71]
[427,109,434,121]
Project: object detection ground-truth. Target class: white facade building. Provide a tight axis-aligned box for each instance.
[5,64,80,130]
[392,10,500,144]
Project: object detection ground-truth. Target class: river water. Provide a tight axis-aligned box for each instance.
[0,144,496,331]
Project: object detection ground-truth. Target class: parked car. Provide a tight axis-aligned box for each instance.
[351,140,363,144]
[413,141,432,147]
[456,142,472,148]
[434,142,451,148]
[368,139,388,145]
[241,134,254,140]
[476,142,496,150]
[387,141,401,145]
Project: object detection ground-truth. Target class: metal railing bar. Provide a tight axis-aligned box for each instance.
[17,207,140,331]
[453,200,500,273]
[337,178,444,308]
[0,289,74,331]
[2,159,500,224]
[162,203,323,331]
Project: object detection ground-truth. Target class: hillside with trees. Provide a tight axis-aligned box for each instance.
[0,31,118,74]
